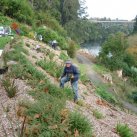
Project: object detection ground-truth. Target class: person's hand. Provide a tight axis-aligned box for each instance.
[71,75,74,79]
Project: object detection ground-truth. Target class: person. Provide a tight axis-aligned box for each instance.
[52,40,57,50]
[60,60,80,102]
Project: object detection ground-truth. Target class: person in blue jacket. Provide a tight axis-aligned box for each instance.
[60,60,80,102]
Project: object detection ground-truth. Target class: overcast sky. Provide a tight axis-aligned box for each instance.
[85,0,137,20]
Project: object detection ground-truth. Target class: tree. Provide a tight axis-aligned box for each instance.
[133,15,137,33]
[99,32,129,70]
[60,0,80,25]
[78,0,88,19]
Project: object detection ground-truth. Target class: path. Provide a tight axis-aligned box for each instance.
[76,52,103,85]
[76,52,137,114]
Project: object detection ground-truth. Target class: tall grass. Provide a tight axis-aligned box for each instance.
[0,36,11,49]
[116,123,134,137]
[95,85,117,104]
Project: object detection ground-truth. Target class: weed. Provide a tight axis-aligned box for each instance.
[92,109,104,119]
[69,112,92,136]
[2,78,17,98]
[116,123,134,137]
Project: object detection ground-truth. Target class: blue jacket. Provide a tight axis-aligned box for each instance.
[61,65,80,82]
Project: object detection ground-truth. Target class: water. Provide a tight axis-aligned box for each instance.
[81,41,102,56]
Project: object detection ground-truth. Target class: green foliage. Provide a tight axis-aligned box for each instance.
[69,112,92,136]
[35,12,67,36]
[0,0,34,25]
[59,51,69,61]
[99,32,129,70]
[116,123,134,137]
[67,40,77,58]
[0,36,11,49]
[2,78,17,98]
[80,74,89,85]
[61,0,80,25]
[133,15,137,33]
[36,59,63,78]
[37,27,68,49]
[92,109,104,119]
[95,86,117,104]
[129,91,137,103]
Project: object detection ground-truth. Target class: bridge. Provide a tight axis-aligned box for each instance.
[90,20,135,30]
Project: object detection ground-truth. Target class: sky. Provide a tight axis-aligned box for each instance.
[85,0,137,20]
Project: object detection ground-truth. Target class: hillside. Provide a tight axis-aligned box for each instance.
[0,36,137,137]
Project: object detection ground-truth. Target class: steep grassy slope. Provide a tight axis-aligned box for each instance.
[0,36,137,137]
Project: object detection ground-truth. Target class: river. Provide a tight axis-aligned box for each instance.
[81,41,102,56]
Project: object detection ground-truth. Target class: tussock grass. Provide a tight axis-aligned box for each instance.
[69,112,92,136]
[116,123,134,137]
[92,109,104,119]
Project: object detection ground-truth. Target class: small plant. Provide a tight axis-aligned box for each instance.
[2,78,17,98]
[92,109,104,119]
[80,74,90,85]
[49,52,55,60]
[59,51,69,61]
[69,112,92,136]
[116,123,134,137]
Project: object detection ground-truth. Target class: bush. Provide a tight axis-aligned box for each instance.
[69,112,92,136]
[130,91,137,103]
[2,0,34,25]
[67,40,77,58]
[116,123,134,137]
[36,27,68,49]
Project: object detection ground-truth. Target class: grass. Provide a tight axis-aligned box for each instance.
[69,112,92,136]
[95,85,117,104]
[36,59,63,78]
[2,78,17,98]
[92,109,104,119]
[92,64,109,74]
[116,123,134,137]
[59,51,69,61]
[0,36,11,49]
[3,38,91,136]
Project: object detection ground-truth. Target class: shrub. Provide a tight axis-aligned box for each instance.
[69,112,92,136]
[36,27,68,49]
[130,91,137,103]
[2,78,17,98]
[67,40,77,58]
[92,109,104,119]
[116,123,134,137]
